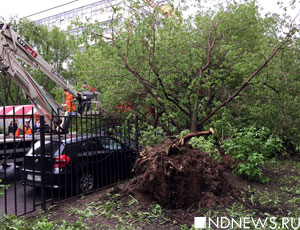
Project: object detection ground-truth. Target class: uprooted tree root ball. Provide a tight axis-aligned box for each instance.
[125,138,236,209]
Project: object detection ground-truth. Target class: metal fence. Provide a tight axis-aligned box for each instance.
[0,107,138,216]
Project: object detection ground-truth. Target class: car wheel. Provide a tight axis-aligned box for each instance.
[78,171,94,193]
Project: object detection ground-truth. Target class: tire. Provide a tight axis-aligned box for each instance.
[77,171,94,194]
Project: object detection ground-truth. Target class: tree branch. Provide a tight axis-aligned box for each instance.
[197,34,292,127]
[93,12,180,129]
[191,16,221,131]
[156,76,189,115]
[148,10,189,116]
[263,82,280,94]
[125,22,132,61]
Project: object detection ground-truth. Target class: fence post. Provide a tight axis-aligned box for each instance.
[135,115,138,152]
[40,115,46,211]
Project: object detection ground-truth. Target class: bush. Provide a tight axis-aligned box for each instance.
[139,125,166,147]
[189,136,216,153]
[177,130,220,161]
[189,136,222,161]
[0,179,9,197]
[222,126,284,183]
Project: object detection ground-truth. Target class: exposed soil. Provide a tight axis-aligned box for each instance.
[124,139,235,209]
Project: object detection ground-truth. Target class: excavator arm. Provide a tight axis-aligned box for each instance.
[0,23,88,132]
[0,24,79,97]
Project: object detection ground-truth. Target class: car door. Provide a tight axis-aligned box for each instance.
[99,137,132,183]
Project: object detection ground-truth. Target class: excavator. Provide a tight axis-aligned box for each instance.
[0,23,100,133]
[0,0,173,134]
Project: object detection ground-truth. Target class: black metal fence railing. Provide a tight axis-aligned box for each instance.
[0,107,138,216]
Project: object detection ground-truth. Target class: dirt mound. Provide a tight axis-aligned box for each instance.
[126,139,235,209]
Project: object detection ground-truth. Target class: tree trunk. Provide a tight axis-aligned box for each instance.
[190,112,197,132]
[153,106,159,128]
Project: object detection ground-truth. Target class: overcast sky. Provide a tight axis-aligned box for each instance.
[0,0,67,19]
[0,0,299,20]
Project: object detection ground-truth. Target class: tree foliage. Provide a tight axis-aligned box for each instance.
[222,126,284,183]
[72,0,299,149]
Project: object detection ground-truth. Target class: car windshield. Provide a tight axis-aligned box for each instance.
[27,141,61,156]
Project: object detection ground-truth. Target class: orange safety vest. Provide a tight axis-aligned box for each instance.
[66,93,76,112]
[15,128,20,137]
[24,126,32,135]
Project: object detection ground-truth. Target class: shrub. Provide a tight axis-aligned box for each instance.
[0,179,9,197]
[139,125,166,147]
[178,130,220,161]
[189,136,216,153]
[222,126,284,183]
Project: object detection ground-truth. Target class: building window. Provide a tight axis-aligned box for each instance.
[34,0,117,27]
[60,15,65,24]
[82,7,88,17]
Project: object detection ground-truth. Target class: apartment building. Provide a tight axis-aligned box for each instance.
[26,0,118,36]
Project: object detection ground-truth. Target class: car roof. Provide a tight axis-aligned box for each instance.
[50,134,118,144]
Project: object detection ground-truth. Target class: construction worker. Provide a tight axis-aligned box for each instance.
[64,90,76,112]
[24,121,32,135]
[8,121,14,136]
[13,120,18,135]
[34,119,40,133]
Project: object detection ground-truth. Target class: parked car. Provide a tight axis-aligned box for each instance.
[21,135,136,194]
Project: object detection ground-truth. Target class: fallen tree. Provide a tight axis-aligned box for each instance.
[123,33,293,208]
[126,139,234,209]
[92,1,297,209]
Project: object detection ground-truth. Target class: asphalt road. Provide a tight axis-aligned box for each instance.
[0,163,78,216]
[0,163,46,216]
